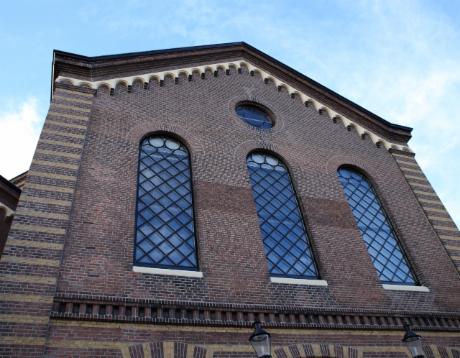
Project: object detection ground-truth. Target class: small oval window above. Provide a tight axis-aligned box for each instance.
[235,103,272,129]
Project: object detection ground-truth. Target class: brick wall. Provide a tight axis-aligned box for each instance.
[0,58,459,356]
[58,67,459,311]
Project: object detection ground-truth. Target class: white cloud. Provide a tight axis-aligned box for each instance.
[0,98,42,179]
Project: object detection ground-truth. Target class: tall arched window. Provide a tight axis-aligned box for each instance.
[134,136,198,270]
[246,152,318,278]
[337,167,416,284]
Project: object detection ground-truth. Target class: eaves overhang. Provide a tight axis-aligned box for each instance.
[51,42,413,150]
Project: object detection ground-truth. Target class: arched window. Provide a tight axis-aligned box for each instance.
[246,152,318,278]
[134,136,198,270]
[337,167,416,284]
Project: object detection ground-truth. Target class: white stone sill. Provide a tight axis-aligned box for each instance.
[270,277,328,286]
[382,284,429,292]
[133,266,203,278]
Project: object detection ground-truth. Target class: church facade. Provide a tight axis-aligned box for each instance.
[0,42,459,357]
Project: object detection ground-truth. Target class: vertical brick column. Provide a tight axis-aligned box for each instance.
[0,83,94,356]
[391,149,460,273]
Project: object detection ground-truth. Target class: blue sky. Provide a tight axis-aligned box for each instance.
[0,0,459,226]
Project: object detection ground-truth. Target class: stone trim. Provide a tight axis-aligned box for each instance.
[55,60,410,152]
[133,266,204,278]
[391,151,460,273]
[51,294,460,331]
[270,277,328,286]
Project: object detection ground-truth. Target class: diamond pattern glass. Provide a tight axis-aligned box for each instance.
[246,153,318,278]
[236,104,272,129]
[337,167,416,284]
[134,136,197,270]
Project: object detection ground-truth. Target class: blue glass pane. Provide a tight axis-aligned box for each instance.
[337,168,416,284]
[135,136,197,269]
[236,104,272,129]
[247,153,318,278]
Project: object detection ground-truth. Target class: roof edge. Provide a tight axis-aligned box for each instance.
[52,42,413,140]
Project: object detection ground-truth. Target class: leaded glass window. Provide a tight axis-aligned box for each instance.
[134,136,198,270]
[236,104,272,129]
[337,167,416,284]
[246,152,318,278]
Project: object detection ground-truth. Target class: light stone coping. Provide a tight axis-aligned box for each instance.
[55,59,411,152]
[270,277,328,286]
[382,284,430,292]
[133,266,203,278]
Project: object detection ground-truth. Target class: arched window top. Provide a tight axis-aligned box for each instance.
[337,167,416,284]
[246,152,318,278]
[135,135,198,270]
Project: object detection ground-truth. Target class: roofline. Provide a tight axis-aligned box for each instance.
[52,42,412,134]
[0,174,21,194]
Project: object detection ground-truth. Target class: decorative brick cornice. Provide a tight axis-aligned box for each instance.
[51,293,460,331]
[53,43,413,153]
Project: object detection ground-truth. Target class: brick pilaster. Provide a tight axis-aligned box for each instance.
[391,150,460,274]
[0,83,94,356]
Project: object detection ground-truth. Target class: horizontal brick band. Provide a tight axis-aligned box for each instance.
[440,235,460,242]
[51,103,91,113]
[20,195,72,207]
[0,293,53,304]
[433,225,459,232]
[27,171,77,182]
[35,148,81,159]
[33,159,79,170]
[0,314,49,325]
[408,181,431,189]
[45,120,87,130]
[418,197,442,205]
[396,160,419,168]
[12,223,66,235]
[428,215,451,222]
[400,167,423,174]
[53,94,93,105]
[48,111,89,121]
[445,245,460,251]
[16,208,69,220]
[404,174,427,181]
[40,139,84,149]
[7,239,64,250]
[51,294,460,332]
[42,128,86,140]
[392,151,414,158]
[0,336,47,346]
[26,183,75,194]
[1,255,60,267]
[0,274,56,285]
[414,190,438,197]
[56,88,94,98]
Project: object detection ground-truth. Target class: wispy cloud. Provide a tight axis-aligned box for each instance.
[0,98,42,179]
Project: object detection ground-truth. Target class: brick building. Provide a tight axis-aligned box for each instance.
[0,42,459,357]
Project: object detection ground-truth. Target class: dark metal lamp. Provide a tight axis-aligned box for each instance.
[249,321,271,358]
[402,323,424,358]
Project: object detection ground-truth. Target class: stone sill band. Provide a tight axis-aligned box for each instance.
[382,284,430,292]
[270,277,328,286]
[133,266,204,278]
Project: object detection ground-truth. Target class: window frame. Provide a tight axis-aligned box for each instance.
[133,133,200,272]
[235,101,275,129]
[246,150,320,279]
[337,165,419,285]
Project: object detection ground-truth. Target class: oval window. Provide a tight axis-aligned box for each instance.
[235,103,272,129]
